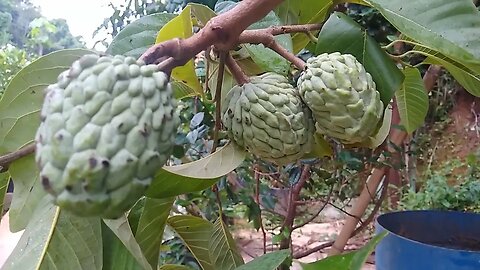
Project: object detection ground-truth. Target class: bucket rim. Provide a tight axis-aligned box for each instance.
[376,210,480,254]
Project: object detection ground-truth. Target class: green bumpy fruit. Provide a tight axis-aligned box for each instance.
[222,72,314,165]
[35,54,180,218]
[297,52,384,144]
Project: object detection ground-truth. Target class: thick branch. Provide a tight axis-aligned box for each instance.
[140,0,284,68]
[0,143,35,172]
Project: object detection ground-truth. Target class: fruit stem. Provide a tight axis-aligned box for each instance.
[225,54,250,85]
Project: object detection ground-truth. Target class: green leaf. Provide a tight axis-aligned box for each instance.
[107,13,176,58]
[102,221,144,270]
[234,250,291,270]
[135,197,175,268]
[189,3,217,26]
[164,143,246,179]
[8,154,45,232]
[156,6,202,95]
[207,61,236,102]
[413,44,480,97]
[245,11,293,75]
[276,0,333,53]
[146,143,245,198]
[3,198,102,270]
[0,173,8,215]
[315,12,404,105]
[0,49,94,154]
[209,217,244,270]
[367,0,480,64]
[159,265,193,270]
[302,134,333,159]
[167,215,215,270]
[301,231,387,270]
[103,216,153,270]
[172,81,199,100]
[395,67,428,134]
[127,198,146,234]
[146,168,218,199]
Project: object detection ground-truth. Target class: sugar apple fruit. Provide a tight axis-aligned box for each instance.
[35,54,180,218]
[222,72,314,165]
[297,52,384,144]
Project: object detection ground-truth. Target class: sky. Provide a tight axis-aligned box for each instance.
[31,0,125,49]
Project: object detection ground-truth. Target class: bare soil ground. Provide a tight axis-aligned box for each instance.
[234,205,376,270]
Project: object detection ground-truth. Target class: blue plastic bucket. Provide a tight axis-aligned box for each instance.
[375,210,480,270]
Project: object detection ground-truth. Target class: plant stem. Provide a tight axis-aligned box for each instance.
[254,165,267,254]
[211,51,226,153]
[225,54,250,85]
[279,165,311,249]
[0,143,35,172]
[238,30,306,70]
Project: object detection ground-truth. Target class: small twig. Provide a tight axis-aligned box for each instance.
[293,181,388,259]
[211,51,227,153]
[254,165,267,254]
[212,184,223,216]
[225,54,249,85]
[292,184,334,230]
[0,143,36,172]
[238,31,306,70]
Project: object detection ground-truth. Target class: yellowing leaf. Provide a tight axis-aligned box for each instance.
[164,143,246,179]
[156,6,202,95]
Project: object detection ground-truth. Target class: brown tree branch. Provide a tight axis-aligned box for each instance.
[292,184,334,230]
[0,143,36,172]
[238,31,306,70]
[279,165,311,251]
[293,178,389,259]
[140,0,284,68]
[225,54,250,85]
[254,165,267,254]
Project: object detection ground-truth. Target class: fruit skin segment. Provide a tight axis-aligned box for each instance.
[298,52,384,144]
[222,72,314,165]
[35,54,180,219]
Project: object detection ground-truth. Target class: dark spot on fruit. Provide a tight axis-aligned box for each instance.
[117,123,124,129]
[227,108,233,116]
[89,157,97,168]
[56,133,64,141]
[41,176,50,188]
[102,160,110,167]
